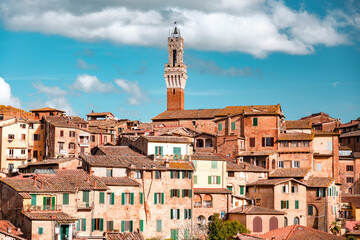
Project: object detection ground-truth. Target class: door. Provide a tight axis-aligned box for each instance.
[170,229,179,240]
[60,225,69,240]
[173,147,181,160]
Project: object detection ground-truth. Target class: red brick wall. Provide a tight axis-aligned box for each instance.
[167,88,184,111]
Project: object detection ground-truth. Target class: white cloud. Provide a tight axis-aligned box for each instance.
[115,79,148,105]
[70,74,113,93]
[32,82,75,115]
[0,0,356,57]
[332,81,340,88]
[76,58,97,69]
[0,77,21,108]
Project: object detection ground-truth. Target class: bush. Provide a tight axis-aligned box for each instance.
[208,213,249,240]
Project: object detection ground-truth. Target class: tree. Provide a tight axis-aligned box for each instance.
[208,213,249,240]
[346,236,357,240]
[329,221,341,235]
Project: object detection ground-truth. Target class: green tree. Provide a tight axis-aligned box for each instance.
[329,221,341,235]
[208,213,248,240]
[346,236,357,240]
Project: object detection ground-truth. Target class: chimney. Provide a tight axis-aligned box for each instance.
[235,158,240,165]
[94,180,97,188]
[244,164,248,170]
[41,182,44,190]
[33,176,37,186]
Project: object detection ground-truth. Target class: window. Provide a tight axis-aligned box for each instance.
[182,171,191,179]
[156,220,162,232]
[20,123,26,128]
[269,217,278,231]
[253,118,258,126]
[170,189,181,198]
[21,134,26,141]
[8,134,15,140]
[171,209,180,220]
[316,188,327,197]
[0,114,3,120]
[295,200,299,209]
[292,161,300,168]
[194,175,198,184]
[33,151,38,159]
[154,192,165,204]
[91,135,95,142]
[121,192,134,205]
[69,142,75,149]
[316,163,322,171]
[135,171,142,179]
[293,217,300,225]
[280,141,289,147]
[208,176,221,184]
[347,177,354,183]
[104,136,107,143]
[193,160,197,168]
[99,192,105,204]
[228,171,235,177]
[60,130,64,137]
[182,189,192,198]
[59,142,64,151]
[69,131,75,137]
[184,209,192,219]
[231,122,235,130]
[203,194,213,208]
[121,221,133,232]
[218,123,223,131]
[211,161,218,169]
[253,217,262,233]
[291,185,298,193]
[63,193,69,205]
[21,149,26,154]
[173,147,181,160]
[282,184,289,193]
[140,192,143,204]
[227,186,233,192]
[240,186,245,195]
[38,227,44,235]
[107,221,114,231]
[171,229,179,240]
[281,200,289,209]
[346,165,354,172]
[107,192,115,205]
[171,170,180,179]
[301,141,309,147]
[291,141,298,147]
[155,146,163,156]
[308,205,314,215]
[106,168,113,177]
[155,170,161,179]
[284,217,288,227]
[278,161,284,168]
[77,218,87,231]
[250,138,255,147]
[31,194,37,206]
[262,137,274,147]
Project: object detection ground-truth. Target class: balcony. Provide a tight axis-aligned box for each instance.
[24,204,63,211]
[313,150,333,157]
[7,155,27,160]
[76,202,93,211]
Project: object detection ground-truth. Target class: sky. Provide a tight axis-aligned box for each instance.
[0,0,359,123]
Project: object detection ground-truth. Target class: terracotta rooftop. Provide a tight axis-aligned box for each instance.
[339,145,353,151]
[216,104,282,117]
[140,136,191,144]
[232,233,265,239]
[168,161,195,171]
[0,220,23,236]
[107,232,145,240]
[229,205,285,215]
[314,130,339,136]
[191,154,227,161]
[259,224,345,240]
[18,157,78,169]
[227,161,268,172]
[278,133,314,141]
[285,120,312,129]
[30,107,65,112]
[194,188,232,194]
[94,146,143,156]
[152,109,221,120]
[247,178,306,186]
[340,130,360,138]
[342,195,360,208]
[98,177,140,186]
[1,169,107,192]
[337,120,359,129]
[269,167,311,178]
[238,150,276,157]
[86,112,114,117]
[306,176,335,188]
[44,116,88,128]
[22,211,77,221]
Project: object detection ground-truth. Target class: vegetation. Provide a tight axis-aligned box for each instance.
[346,236,357,240]
[329,221,341,235]
[208,213,249,240]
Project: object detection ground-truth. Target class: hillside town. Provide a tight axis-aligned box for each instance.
[0,26,359,240]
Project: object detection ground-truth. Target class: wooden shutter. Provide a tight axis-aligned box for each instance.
[31,194,36,206]
[140,192,143,204]
[194,175,197,184]
[177,209,180,219]
[63,193,69,205]
[157,220,162,232]
[92,219,95,231]
[189,190,192,198]
[217,176,221,184]
[262,138,265,147]
[140,220,144,232]
[100,219,103,231]
[130,221,133,232]
[269,217,278,231]
[231,122,235,130]
[130,193,134,205]
[253,118,258,126]
[281,200,284,209]
[295,200,299,209]
[250,138,255,147]
[286,201,289,209]
[171,209,174,219]
[253,217,262,232]
[171,171,174,179]
[154,193,157,204]
[121,221,125,232]
[82,218,86,231]
[161,193,164,204]
[51,196,55,210]
[189,209,192,219]
[99,192,104,204]
[111,193,115,205]
[77,220,80,231]
[155,146,158,155]
[240,186,244,195]
[170,189,173,198]
[182,171,185,178]
[177,189,180,197]
[189,172,192,179]
[208,176,211,184]
[184,209,188,219]
[160,146,163,156]
[182,189,185,198]
[121,193,125,205]
[218,123,222,131]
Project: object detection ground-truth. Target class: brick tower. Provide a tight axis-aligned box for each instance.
[164,25,187,111]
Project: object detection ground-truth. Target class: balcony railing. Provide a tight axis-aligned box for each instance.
[7,155,27,160]
[194,202,202,208]
[24,204,63,211]
[77,202,93,210]
[203,201,213,208]
[153,154,190,161]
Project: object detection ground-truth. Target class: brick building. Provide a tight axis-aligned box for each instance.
[30,107,65,120]
[0,105,35,120]
[300,112,341,132]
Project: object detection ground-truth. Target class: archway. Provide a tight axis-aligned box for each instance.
[253,217,262,233]
[269,217,278,230]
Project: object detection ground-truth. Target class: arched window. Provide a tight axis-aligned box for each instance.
[194,194,202,208]
[196,139,204,148]
[203,194,213,208]
[269,217,278,231]
[197,215,206,226]
[272,159,276,169]
[173,50,177,67]
[205,139,213,147]
[253,217,262,233]
[349,188,353,194]
[284,217,288,227]
[208,215,214,223]
[294,217,300,225]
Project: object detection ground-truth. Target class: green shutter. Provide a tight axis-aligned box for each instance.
[51,196,55,210]
[31,194,36,206]
[140,192,143,204]
[281,200,283,209]
[240,186,244,195]
[160,146,163,156]
[121,221,125,232]
[170,189,173,198]
[140,220,144,232]
[188,172,192,179]
[193,160,197,168]
[100,218,104,231]
[217,176,221,184]
[154,193,157,204]
[184,209,188,219]
[99,192,105,204]
[161,193,164,204]
[156,220,162,232]
[171,171,174,179]
[43,197,46,210]
[316,188,320,197]
[308,205,313,215]
[155,146,159,155]
[182,171,185,178]
[218,123,222,131]
[182,189,185,198]
[286,200,289,209]
[177,189,180,197]
[38,227,43,235]
[92,219,95,231]
[121,193,125,205]
[189,190,192,198]
[194,175,197,184]
[77,220,80,231]
[295,200,299,209]
[82,218,86,231]
[171,209,174,219]
[231,122,235,130]
[130,193,134,205]
[63,193,69,205]
[177,171,180,179]
[177,209,180,219]
[253,118,258,126]
[83,190,89,203]
[130,221,133,232]
[189,209,192,219]
[208,176,211,184]
[211,161,218,169]
[111,193,115,205]
[184,229,189,239]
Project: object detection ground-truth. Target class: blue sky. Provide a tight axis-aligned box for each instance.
[0,0,359,122]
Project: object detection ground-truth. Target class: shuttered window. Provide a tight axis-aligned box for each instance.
[31,194,36,206]
[140,220,144,232]
[295,200,299,209]
[99,192,105,204]
[231,122,235,130]
[240,186,245,195]
[218,123,223,131]
[253,118,258,126]
[63,193,69,205]
[250,138,255,147]
[156,220,162,232]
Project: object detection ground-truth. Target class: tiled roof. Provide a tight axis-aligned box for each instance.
[19,192,32,199]
[340,130,360,138]
[306,176,334,188]
[337,121,359,129]
[194,188,232,194]
[152,109,221,120]
[247,178,306,186]
[0,220,23,236]
[44,116,88,128]
[86,112,114,117]
[191,154,227,161]
[278,133,314,141]
[1,169,107,192]
[232,233,265,239]
[215,104,281,117]
[95,146,144,156]
[30,107,65,112]
[269,167,311,178]
[339,145,352,151]
[98,177,140,186]
[84,155,166,170]
[141,136,191,144]
[22,211,77,221]
[238,150,276,157]
[342,195,360,208]
[259,225,345,240]
[18,157,78,168]
[227,161,268,172]
[285,120,312,129]
[314,130,339,136]
[107,232,145,240]
[168,162,195,170]
[229,205,285,215]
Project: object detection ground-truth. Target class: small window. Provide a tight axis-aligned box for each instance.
[291,185,298,193]
[231,122,235,130]
[8,134,15,140]
[21,134,26,141]
[107,221,114,231]
[316,163,322,171]
[262,137,274,147]
[135,171,142,179]
[228,171,235,177]
[295,200,299,209]
[347,177,354,183]
[33,134,41,141]
[218,123,223,131]
[69,142,75,149]
[155,171,161,179]
[63,193,69,205]
[284,217,288,227]
[69,131,75,137]
[208,176,220,184]
[211,161,218,169]
[60,131,64,137]
[21,149,26,155]
[308,205,314,215]
[291,141,298,147]
[106,168,113,177]
[292,161,300,168]
[171,209,180,220]
[250,138,255,147]
[293,217,300,225]
[92,218,104,231]
[156,219,162,232]
[91,135,95,142]
[278,161,284,168]
[170,189,181,198]
[253,118,258,126]
[38,227,44,235]
[346,165,354,172]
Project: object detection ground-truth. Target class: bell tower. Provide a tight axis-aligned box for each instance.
[164,25,187,111]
